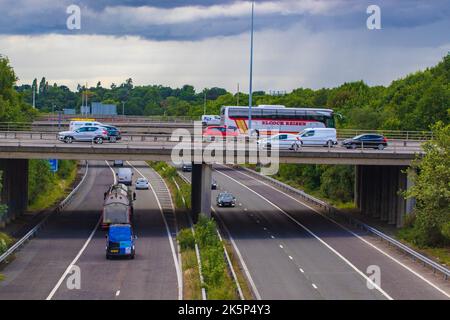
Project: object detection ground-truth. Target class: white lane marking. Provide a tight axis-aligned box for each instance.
[312,284,318,289]
[115,290,120,296]
[215,169,393,300]
[233,168,450,299]
[279,245,283,249]
[299,268,304,273]
[127,161,183,301]
[213,207,262,300]
[47,162,107,300]
[289,256,293,260]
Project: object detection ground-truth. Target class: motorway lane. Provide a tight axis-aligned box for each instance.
[213,172,386,300]
[179,169,385,300]
[0,161,111,300]
[52,161,179,300]
[217,166,450,300]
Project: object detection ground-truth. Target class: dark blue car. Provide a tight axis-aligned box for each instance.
[106,224,136,259]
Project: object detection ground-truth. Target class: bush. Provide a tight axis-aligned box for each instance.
[177,228,195,251]
[0,233,13,255]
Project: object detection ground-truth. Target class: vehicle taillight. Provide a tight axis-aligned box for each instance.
[103,130,108,134]
[383,137,388,142]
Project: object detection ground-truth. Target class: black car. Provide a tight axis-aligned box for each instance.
[211,179,217,190]
[217,192,236,207]
[101,125,122,142]
[181,162,192,172]
[342,134,388,150]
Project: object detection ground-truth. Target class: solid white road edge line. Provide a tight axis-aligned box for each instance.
[46,161,109,300]
[233,167,450,299]
[127,161,183,301]
[215,168,393,300]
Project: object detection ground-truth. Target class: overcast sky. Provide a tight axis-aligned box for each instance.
[1,0,449,92]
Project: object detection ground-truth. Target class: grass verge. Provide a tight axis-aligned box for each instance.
[28,161,78,212]
[148,161,242,300]
[0,232,14,281]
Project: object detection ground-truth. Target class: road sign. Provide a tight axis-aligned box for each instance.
[49,159,58,172]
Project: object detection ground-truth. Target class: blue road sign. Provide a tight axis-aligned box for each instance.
[49,159,58,172]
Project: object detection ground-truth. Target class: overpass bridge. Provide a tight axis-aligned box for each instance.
[0,132,424,228]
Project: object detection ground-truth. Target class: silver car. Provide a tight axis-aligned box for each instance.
[257,134,299,150]
[58,126,109,144]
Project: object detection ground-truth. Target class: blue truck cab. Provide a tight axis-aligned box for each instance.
[106,224,136,259]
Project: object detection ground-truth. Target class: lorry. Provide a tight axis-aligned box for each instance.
[101,184,136,229]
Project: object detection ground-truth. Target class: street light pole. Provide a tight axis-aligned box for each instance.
[248,0,254,137]
[122,101,125,117]
[32,83,36,108]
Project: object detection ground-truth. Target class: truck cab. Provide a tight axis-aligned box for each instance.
[106,224,136,259]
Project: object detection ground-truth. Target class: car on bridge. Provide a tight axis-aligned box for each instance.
[203,125,239,141]
[106,224,136,260]
[257,133,299,150]
[101,125,122,143]
[342,134,388,150]
[216,192,236,207]
[58,126,109,144]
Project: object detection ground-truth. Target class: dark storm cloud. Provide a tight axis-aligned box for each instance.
[0,0,449,41]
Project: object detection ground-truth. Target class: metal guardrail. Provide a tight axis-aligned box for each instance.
[0,161,89,265]
[0,122,434,141]
[239,166,450,281]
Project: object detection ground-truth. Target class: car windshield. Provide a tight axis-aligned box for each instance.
[137,178,147,183]
[104,204,129,224]
[109,227,132,242]
[353,135,364,139]
[220,194,234,201]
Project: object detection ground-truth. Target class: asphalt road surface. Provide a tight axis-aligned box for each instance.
[0,160,179,300]
[180,165,450,300]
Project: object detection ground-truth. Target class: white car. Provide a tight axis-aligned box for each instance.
[135,177,149,190]
[257,133,300,150]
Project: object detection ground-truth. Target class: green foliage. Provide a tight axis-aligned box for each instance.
[177,228,195,251]
[28,160,77,209]
[0,55,37,122]
[0,232,13,255]
[320,165,354,203]
[194,216,232,297]
[28,160,56,205]
[404,122,450,246]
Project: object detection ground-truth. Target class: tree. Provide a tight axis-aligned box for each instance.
[405,122,450,246]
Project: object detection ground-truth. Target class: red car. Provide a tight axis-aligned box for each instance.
[203,126,239,140]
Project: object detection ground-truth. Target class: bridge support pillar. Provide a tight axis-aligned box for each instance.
[0,159,29,227]
[355,165,411,228]
[191,163,212,223]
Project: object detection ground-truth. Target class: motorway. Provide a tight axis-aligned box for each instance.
[0,161,180,300]
[1,159,449,300]
[180,165,450,300]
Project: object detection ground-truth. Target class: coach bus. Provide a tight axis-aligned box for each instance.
[220,105,335,135]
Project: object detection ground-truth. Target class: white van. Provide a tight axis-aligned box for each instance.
[69,120,104,131]
[296,128,337,147]
[201,115,221,126]
[117,168,133,186]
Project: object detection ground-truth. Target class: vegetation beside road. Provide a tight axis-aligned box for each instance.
[28,160,78,212]
[398,123,450,264]
[149,161,245,300]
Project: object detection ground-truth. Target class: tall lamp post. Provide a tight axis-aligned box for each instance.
[248,0,255,137]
